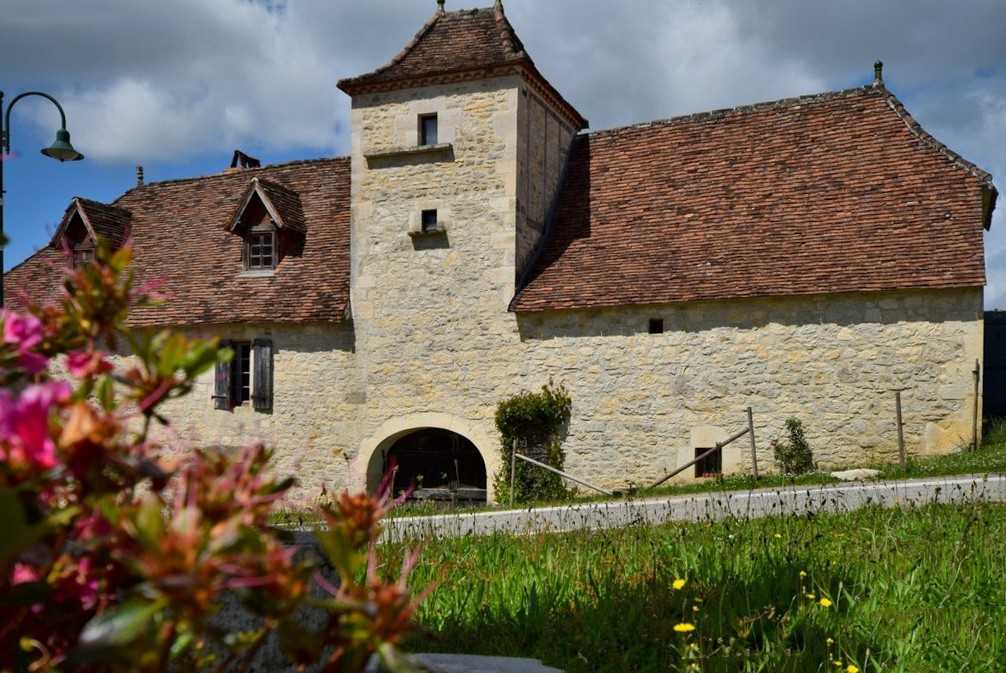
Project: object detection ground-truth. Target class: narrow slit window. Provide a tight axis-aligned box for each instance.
[421,209,438,233]
[420,114,438,146]
[232,342,252,405]
[246,231,275,270]
[648,318,664,334]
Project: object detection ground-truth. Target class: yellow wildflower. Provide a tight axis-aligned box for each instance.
[818,597,833,608]
[799,570,807,578]
[672,578,686,590]
[674,623,696,633]
[847,666,859,673]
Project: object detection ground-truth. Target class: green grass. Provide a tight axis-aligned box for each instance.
[382,502,1006,672]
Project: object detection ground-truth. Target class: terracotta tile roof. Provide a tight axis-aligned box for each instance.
[338,3,587,129]
[5,157,350,327]
[511,85,996,313]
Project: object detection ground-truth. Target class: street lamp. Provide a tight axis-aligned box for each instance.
[0,90,84,307]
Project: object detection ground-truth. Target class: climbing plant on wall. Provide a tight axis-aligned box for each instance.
[493,381,572,504]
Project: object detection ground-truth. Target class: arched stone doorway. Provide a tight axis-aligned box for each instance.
[376,428,487,503]
[352,413,500,502]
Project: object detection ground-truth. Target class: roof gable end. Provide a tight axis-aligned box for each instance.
[337,3,587,129]
[51,197,132,249]
[228,177,306,234]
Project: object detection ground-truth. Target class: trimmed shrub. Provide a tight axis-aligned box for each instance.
[493,381,572,504]
[772,418,815,474]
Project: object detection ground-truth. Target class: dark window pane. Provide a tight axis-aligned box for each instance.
[695,446,722,477]
[421,209,438,232]
[421,115,438,146]
[232,342,253,404]
[246,232,275,270]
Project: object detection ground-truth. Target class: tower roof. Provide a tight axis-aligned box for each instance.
[337,3,587,129]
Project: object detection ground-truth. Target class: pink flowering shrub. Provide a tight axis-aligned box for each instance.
[0,243,421,672]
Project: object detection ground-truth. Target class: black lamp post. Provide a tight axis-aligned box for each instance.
[0,90,84,307]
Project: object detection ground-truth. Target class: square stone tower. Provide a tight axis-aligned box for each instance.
[337,2,586,495]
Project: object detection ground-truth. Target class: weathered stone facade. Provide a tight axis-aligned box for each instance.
[156,282,981,502]
[52,8,986,504]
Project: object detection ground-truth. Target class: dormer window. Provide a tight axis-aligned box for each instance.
[246,227,276,270]
[227,177,306,276]
[419,113,438,146]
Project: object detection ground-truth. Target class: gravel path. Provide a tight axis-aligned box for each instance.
[373,474,1006,541]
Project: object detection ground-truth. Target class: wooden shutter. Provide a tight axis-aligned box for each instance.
[213,340,233,410]
[253,338,274,413]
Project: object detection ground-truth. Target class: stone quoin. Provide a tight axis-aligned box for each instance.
[5,2,997,503]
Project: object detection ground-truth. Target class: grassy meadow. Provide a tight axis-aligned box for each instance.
[383,502,1006,672]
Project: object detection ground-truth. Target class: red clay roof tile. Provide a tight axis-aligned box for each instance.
[5,158,350,327]
[511,85,994,312]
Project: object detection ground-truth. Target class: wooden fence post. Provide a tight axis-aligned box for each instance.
[747,406,759,480]
[973,359,981,452]
[509,438,517,508]
[895,390,906,470]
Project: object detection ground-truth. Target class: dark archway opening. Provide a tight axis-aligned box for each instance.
[382,428,487,504]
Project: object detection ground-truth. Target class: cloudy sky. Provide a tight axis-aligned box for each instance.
[3,0,1005,304]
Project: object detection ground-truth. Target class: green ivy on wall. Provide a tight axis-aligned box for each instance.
[493,381,572,504]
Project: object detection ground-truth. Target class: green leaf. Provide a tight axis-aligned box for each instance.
[77,597,165,652]
[0,488,40,564]
[132,496,165,549]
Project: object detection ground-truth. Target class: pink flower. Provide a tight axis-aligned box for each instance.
[2,311,48,374]
[66,350,113,378]
[70,556,100,610]
[0,381,72,470]
[11,563,40,585]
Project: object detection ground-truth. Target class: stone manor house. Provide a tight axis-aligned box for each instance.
[6,1,998,502]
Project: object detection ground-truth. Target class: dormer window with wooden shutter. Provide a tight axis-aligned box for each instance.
[227,177,306,276]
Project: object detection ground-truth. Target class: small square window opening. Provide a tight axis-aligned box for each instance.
[695,446,722,478]
[648,318,664,334]
[421,209,439,233]
[233,342,252,405]
[247,231,275,270]
[420,114,438,146]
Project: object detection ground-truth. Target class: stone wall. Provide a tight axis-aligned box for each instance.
[149,321,360,499]
[516,287,984,488]
[515,89,576,282]
[348,77,525,499]
[153,287,982,502]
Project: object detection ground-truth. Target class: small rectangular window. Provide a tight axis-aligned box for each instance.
[73,249,94,268]
[232,342,252,405]
[420,114,438,146]
[695,446,722,478]
[421,209,438,232]
[246,231,275,270]
[648,318,664,334]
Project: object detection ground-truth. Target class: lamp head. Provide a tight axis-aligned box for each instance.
[41,128,84,162]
